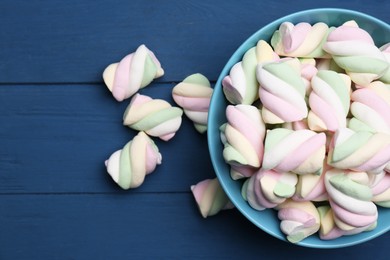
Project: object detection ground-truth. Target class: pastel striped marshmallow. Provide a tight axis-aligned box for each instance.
[256,58,308,123]
[322,23,389,87]
[222,40,279,105]
[191,178,234,218]
[349,81,390,134]
[371,171,390,208]
[299,58,318,93]
[262,128,326,175]
[318,205,376,240]
[379,43,390,83]
[172,73,213,133]
[276,199,320,243]
[271,21,331,58]
[105,131,162,189]
[292,162,330,202]
[308,70,351,132]
[220,104,266,179]
[123,93,183,141]
[103,44,164,102]
[324,169,378,232]
[327,128,390,174]
[242,169,297,211]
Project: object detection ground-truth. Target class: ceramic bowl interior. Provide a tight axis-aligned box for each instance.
[207,8,390,248]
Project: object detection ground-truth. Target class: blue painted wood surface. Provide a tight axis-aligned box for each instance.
[0,0,389,259]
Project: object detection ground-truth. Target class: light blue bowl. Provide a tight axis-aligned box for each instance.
[208,8,390,248]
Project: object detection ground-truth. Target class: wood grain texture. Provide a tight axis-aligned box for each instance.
[0,0,389,83]
[0,194,389,259]
[0,84,215,193]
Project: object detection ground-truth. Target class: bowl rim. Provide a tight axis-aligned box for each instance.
[207,7,390,248]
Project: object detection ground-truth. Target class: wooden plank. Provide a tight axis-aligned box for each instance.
[0,84,215,194]
[0,193,388,259]
[0,0,389,83]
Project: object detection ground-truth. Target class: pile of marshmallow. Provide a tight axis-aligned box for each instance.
[220,20,390,243]
[102,44,232,218]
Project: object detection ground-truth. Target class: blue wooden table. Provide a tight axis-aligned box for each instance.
[0,1,389,259]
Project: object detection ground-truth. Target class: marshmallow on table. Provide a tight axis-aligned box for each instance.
[172,73,213,134]
[123,93,183,141]
[103,44,164,102]
[271,21,331,58]
[262,128,326,175]
[322,22,389,87]
[243,169,297,211]
[256,58,308,124]
[222,40,279,105]
[220,104,266,179]
[105,131,162,189]
[349,81,390,134]
[191,178,234,218]
[327,128,390,174]
[324,169,378,233]
[276,199,320,243]
[308,70,351,132]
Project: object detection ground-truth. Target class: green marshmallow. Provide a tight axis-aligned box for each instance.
[348,118,376,132]
[183,73,211,88]
[140,54,158,88]
[375,201,390,208]
[118,141,132,189]
[264,128,291,154]
[223,144,248,165]
[329,174,372,200]
[274,182,295,198]
[209,184,230,216]
[331,131,372,162]
[241,47,259,104]
[130,107,183,131]
[263,61,306,96]
[287,232,306,244]
[333,55,388,74]
[316,70,350,113]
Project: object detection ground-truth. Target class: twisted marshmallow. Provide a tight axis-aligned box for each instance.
[299,58,318,93]
[379,43,390,83]
[318,205,376,240]
[327,128,390,174]
[324,169,378,232]
[371,172,390,207]
[191,178,234,218]
[292,162,330,202]
[172,73,213,133]
[349,81,390,134]
[276,199,320,243]
[220,104,266,179]
[243,169,297,211]
[123,93,183,141]
[282,119,309,131]
[322,23,389,86]
[256,58,308,123]
[103,44,164,102]
[222,40,279,105]
[308,70,351,131]
[105,131,162,189]
[262,128,326,175]
[271,21,331,58]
